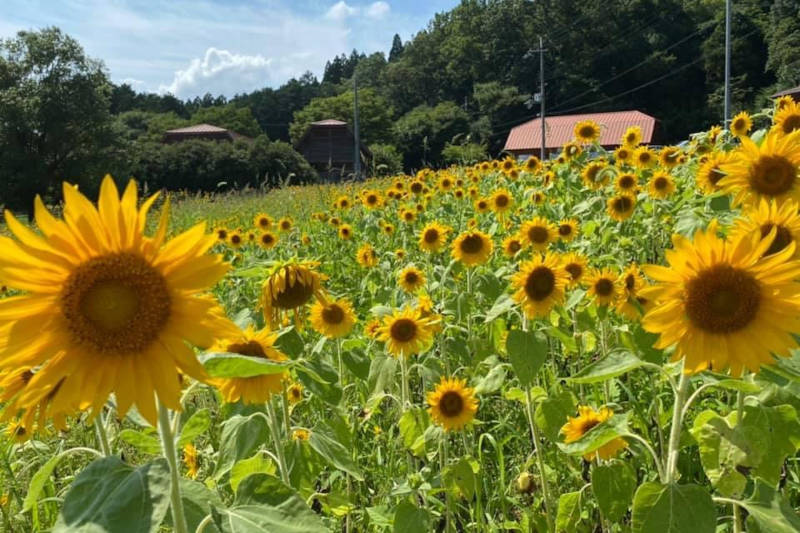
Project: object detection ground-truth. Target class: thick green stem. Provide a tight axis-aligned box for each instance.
[733,390,745,533]
[525,387,553,533]
[441,435,453,532]
[266,398,291,485]
[665,372,690,483]
[94,412,111,457]
[157,403,189,533]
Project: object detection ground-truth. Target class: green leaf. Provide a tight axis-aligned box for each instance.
[534,388,577,442]
[564,288,586,311]
[214,501,325,532]
[506,329,547,387]
[368,354,398,395]
[484,293,515,323]
[178,408,211,447]
[309,423,363,480]
[740,479,800,533]
[443,457,476,500]
[555,491,582,532]
[176,479,223,533]
[117,428,161,455]
[24,449,101,513]
[567,350,643,384]
[557,413,629,457]
[473,363,507,394]
[54,457,171,533]
[341,348,370,380]
[230,454,277,493]
[591,460,636,522]
[393,500,430,533]
[274,327,305,359]
[631,482,715,533]
[398,407,430,458]
[214,414,269,479]
[297,358,342,406]
[690,410,748,497]
[200,352,290,378]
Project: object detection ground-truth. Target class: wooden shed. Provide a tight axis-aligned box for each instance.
[295,119,370,181]
[772,85,800,103]
[164,123,251,143]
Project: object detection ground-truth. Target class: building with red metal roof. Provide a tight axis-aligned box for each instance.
[504,110,658,157]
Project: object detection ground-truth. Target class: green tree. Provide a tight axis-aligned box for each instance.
[765,0,800,88]
[0,27,115,214]
[388,34,405,62]
[369,143,403,176]
[441,141,488,165]
[393,101,470,169]
[191,104,263,137]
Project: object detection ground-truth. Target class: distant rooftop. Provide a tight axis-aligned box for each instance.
[166,123,228,134]
[310,119,348,126]
[163,123,251,143]
[772,85,800,99]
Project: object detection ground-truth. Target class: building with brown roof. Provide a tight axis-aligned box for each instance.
[164,123,252,143]
[295,119,370,181]
[504,110,658,158]
[772,85,800,103]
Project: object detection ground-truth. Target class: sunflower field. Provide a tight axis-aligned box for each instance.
[2,100,800,533]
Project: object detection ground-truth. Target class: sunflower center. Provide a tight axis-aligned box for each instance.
[626,133,636,144]
[228,340,267,358]
[781,115,800,135]
[685,264,761,334]
[495,195,509,208]
[525,267,556,301]
[508,240,521,253]
[619,175,636,189]
[654,177,669,190]
[733,118,746,131]
[612,196,633,212]
[405,272,419,284]
[638,153,651,164]
[558,224,573,237]
[528,226,549,244]
[565,263,583,280]
[625,274,636,291]
[411,182,423,193]
[367,194,377,204]
[261,234,274,244]
[595,279,614,296]
[459,235,484,254]
[579,126,596,139]
[439,391,464,417]
[579,419,600,434]
[390,318,418,342]
[217,230,228,239]
[750,155,797,196]
[231,235,242,245]
[322,304,345,325]
[272,274,314,310]
[61,253,171,354]
[759,223,793,256]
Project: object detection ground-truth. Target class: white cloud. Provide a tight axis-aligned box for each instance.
[159,48,272,98]
[366,1,390,20]
[325,1,358,21]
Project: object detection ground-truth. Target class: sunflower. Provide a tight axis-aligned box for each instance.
[530,191,546,205]
[361,190,383,210]
[454,188,465,199]
[214,227,229,242]
[622,126,642,147]
[520,217,556,251]
[696,151,731,194]
[301,234,310,246]
[0,368,71,439]
[606,193,637,221]
[395,248,406,260]
[246,231,257,243]
[278,217,293,232]
[468,186,479,198]
[338,224,354,240]
[0,176,235,426]
[633,146,656,169]
[562,253,588,287]
[562,142,582,160]
[524,156,542,173]
[438,175,454,192]
[659,146,682,169]
[377,306,439,358]
[581,162,610,190]
[228,230,244,248]
[730,199,800,259]
[501,158,516,173]
[474,198,490,213]
[397,266,426,293]
[491,189,514,214]
[419,222,451,253]
[329,216,341,227]
[363,318,382,339]
[718,130,800,207]
[616,263,645,320]
[641,223,800,376]
[287,382,304,404]
[561,406,629,461]
[708,125,723,143]
[310,298,357,339]
[258,231,278,250]
[254,213,273,231]
[452,230,493,267]
[382,223,395,236]
[574,120,601,144]
[335,195,351,210]
[292,428,311,441]
[409,180,425,195]
[427,377,478,432]
[648,172,676,199]
[502,235,524,257]
[615,172,639,193]
[401,209,417,224]
[772,101,800,137]
[776,95,795,111]
[614,145,632,166]
[557,219,579,242]
[730,111,752,138]
[261,261,327,328]
[587,268,621,306]
[511,253,569,318]
[356,243,379,268]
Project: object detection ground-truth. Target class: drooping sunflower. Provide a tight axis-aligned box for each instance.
[772,101,800,137]
[357,243,379,268]
[254,213,273,231]
[633,146,656,169]
[502,235,524,257]
[615,172,639,193]
[614,145,632,166]
[581,161,610,190]
[696,151,731,194]
[419,222,451,253]
[729,199,800,258]
[491,189,514,214]
[228,230,244,249]
[511,253,569,318]
[397,265,427,293]
[0,176,235,426]
[615,263,645,320]
[278,217,293,232]
[718,130,800,207]
[640,223,800,376]
[606,193,637,221]
[338,224,354,240]
[574,120,601,144]
[730,111,752,138]
[587,268,621,306]
[562,253,589,287]
[377,306,439,358]
[452,230,493,267]
[648,172,676,199]
[557,219,579,242]
[427,377,478,432]
[519,217,556,251]
[209,326,289,404]
[258,231,278,250]
[658,146,682,170]
[622,126,642,147]
[561,406,629,461]
[183,443,199,479]
[261,261,327,328]
[309,298,357,339]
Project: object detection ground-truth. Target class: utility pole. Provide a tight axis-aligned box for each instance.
[537,36,547,161]
[723,0,731,125]
[353,72,361,180]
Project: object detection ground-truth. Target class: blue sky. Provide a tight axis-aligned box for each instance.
[0,0,458,98]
